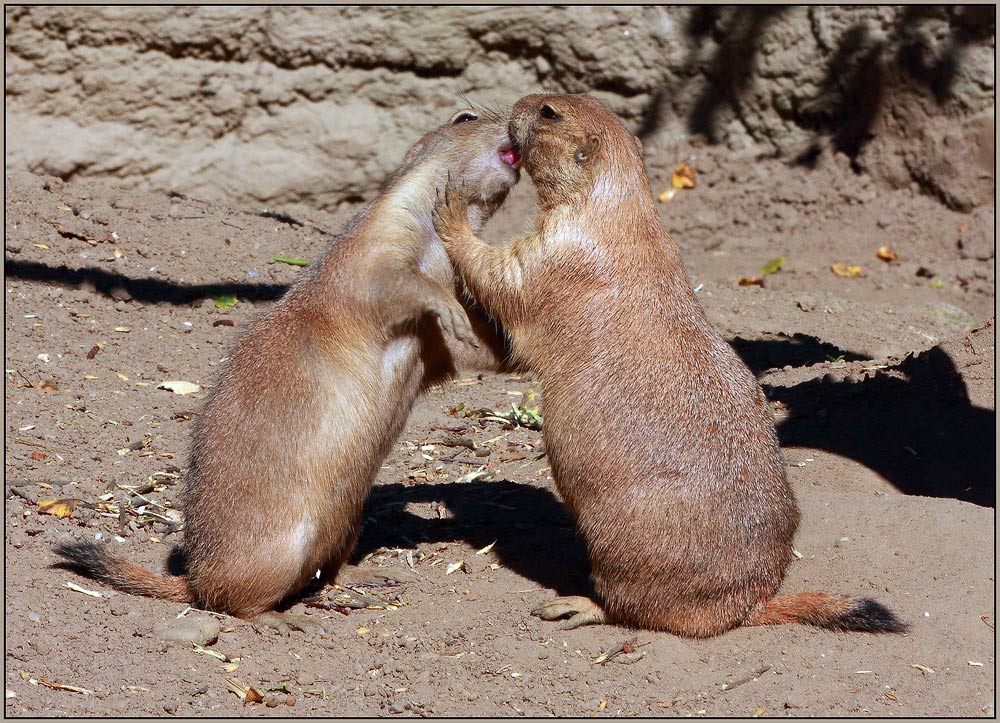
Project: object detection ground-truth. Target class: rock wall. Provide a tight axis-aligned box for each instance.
[5,6,994,213]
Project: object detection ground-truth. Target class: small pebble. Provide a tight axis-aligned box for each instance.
[796,294,817,312]
[285,696,296,706]
[109,287,132,302]
[27,612,40,622]
[162,699,178,714]
[265,695,279,708]
[296,672,315,687]
[152,614,220,646]
[389,701,405,714]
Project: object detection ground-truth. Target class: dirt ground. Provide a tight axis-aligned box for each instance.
[4,138,995,717]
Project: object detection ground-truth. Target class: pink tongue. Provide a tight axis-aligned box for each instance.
[501,148,520,166]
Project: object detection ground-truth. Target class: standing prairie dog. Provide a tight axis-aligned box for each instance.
[56,108,521,633]
[433,93,906,637]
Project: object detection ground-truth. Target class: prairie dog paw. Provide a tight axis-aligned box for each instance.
[432,179,471,243]
[433,300,479,348]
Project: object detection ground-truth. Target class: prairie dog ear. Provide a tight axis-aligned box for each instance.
[574,135,601,164]
[403,138,429,165]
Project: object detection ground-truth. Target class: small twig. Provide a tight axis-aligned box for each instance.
[14,437,48,449]
[14,437,73,453]
[594,636,643,665]
[8,486,38,504]
[428,435,476,450]
[437,456,488,467]
[720,665,772,692]
[221,220,245,230]
[119,486,171,511]
[176,606,228,620]
[64,581,102,598]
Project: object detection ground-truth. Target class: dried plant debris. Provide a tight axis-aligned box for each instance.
[475,403,544,431]
[225,677,264,705]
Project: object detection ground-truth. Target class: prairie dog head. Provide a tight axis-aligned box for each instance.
[509,93,645,209]
[392,108,521,226]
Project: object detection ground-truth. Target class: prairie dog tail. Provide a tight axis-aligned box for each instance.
[54,541,191,603]
[745,592,908,633]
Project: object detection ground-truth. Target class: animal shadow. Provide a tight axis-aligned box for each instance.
[771,343,994,507]
[351,479,592,598]
[3,258,288,306]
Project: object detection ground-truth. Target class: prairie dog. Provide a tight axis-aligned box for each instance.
[57,108,521,633]
[433,93,905,637]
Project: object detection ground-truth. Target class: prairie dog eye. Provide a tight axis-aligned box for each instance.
[539,104,560,120]
[450,111,479,125]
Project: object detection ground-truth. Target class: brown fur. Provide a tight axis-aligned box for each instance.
[56,108,521,624]
[433,93,906,637]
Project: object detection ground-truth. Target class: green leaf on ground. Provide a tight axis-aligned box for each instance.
[271,257,312,267]
[759,256,785,274]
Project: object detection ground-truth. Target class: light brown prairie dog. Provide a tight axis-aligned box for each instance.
[56,108,521,633]
[433,93,906,637]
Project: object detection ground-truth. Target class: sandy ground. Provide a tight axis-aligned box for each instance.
[4,141,995,717]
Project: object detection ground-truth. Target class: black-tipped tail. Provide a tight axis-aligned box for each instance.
[835,598,909,633]
[54,540,117,581]
[53,539,190,603]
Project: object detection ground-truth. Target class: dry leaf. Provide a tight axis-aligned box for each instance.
[37,499,80,518]
[192,643,227,661]
[657,188,676,203]
[226,677,264,705]
[445,560,465,575]
[157,380,202,395]
[475,541,496,556]
[738,276,765,287]
[672,162,696,189]
[355,627,371,636]
[38,379,59,392]
[831,263,862,278]
[876,245,898,262]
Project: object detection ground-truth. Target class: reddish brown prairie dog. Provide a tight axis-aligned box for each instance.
[56,108,521,633]
[433,93,906,637]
